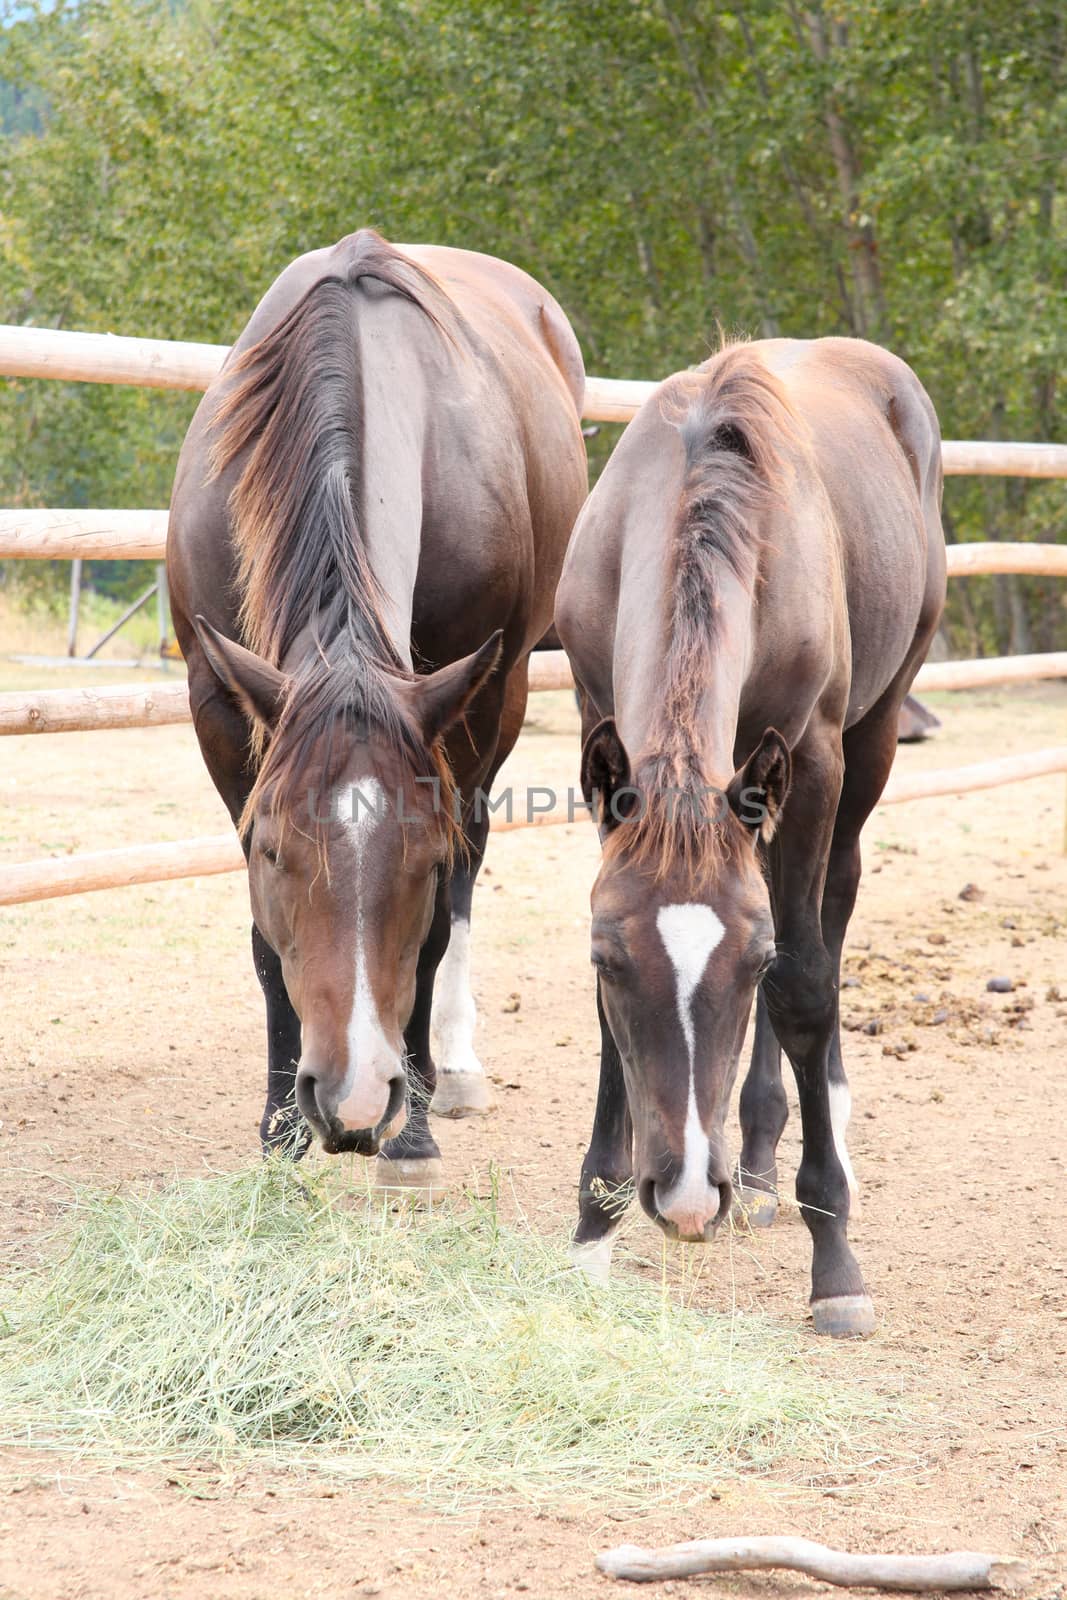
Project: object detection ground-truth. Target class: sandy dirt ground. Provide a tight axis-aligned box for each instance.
[1,665,1065,1600]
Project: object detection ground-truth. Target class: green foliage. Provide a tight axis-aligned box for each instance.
[1,0,1065,646]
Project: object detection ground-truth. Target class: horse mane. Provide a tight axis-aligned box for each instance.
[607,341,796,882]
[208,229,461,842]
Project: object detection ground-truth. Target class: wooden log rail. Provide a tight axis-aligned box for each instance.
[4,505,1067,576]
[0,807,578,906]
[0,681,192,735]
[2,651,1066,736]
[0,508,170,560]
[3,321,1067,470]
[2,744,1066,906]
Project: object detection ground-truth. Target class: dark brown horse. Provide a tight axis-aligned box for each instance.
[555,338,945,1336]
[167,230,587,1188]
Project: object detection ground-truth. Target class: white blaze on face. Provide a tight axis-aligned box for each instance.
[430,916,483,1079]
[655,902,726,1235]
[829,1080,859,1203]
[329,777,402,1131]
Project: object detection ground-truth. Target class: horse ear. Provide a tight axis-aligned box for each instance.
[727,728,791,842]
[192,615,287,730]
[580,718,636,830]
[409,631,503,743]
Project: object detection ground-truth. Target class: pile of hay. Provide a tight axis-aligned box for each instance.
[0,1163,895,1506]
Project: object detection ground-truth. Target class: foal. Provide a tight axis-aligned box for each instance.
[556,338,945,1336]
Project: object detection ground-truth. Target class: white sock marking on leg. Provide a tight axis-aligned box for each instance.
[829,1079,858,1201]
[430,915,484,1078]
[569,1227,619,1283]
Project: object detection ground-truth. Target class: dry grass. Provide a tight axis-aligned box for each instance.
[0,588,168,663]
[0,1162,906,1510]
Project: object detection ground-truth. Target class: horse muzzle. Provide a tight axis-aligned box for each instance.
[295,1062,407,1155]
[640,1172,733,1243]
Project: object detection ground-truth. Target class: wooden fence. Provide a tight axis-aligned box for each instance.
[2,320,1066,906]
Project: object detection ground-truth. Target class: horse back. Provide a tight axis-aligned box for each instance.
[754,337,946,733]
[167,236,587,681]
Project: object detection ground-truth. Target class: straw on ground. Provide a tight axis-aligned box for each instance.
[1,1161,906,1508]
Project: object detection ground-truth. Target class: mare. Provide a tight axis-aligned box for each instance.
[167,229,587,1189]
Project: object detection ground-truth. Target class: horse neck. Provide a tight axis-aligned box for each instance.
[355,338,433,669]
[618,554,756,794]
[687,572,754,787]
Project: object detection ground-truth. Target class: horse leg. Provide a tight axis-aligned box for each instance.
[187,675,310,1158]
[377,662,522,1180]
[760,724,874,1337]
[254,925,311,1157]
[428,805,493,1117]
[820,691,917,1213]
[375,868,451,1196]
[821,836,863,1211]
[430,660,527,1118]
[571,978,634,1280]
[735,987,788,1227]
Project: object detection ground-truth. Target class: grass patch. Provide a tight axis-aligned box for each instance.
[0,1162,901,1508]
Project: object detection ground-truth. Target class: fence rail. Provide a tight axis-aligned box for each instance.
[0,508,169,560]
[3,649,1067,737]
[4,322,1067,472]
[3,743,1066,907]
[3,316,1066,905]
[5,506,1067,575]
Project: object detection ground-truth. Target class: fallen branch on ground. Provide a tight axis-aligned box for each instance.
[595,1535,1027,1590]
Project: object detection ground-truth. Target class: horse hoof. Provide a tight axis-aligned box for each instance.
[373,1156,449,1204]
[733,1186,778,1228]
[810,1293,876,1338]
[430,1071,493,1118]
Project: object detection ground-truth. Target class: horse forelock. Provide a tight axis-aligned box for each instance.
[616,344,796,881]
[601,752,745,886]
[238,651,461,865]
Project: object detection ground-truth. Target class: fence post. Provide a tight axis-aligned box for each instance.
[66,558,82,657]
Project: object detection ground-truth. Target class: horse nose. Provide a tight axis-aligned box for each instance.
[647,1172,732,1243]
[295,1061,403,1140]
[294,1065,330,1131]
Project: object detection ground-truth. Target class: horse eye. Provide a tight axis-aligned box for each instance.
[757,948,776,979]
[261,844,279,867]
[591,951,619,983]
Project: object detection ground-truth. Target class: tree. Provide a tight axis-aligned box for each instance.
[1,0,1064,649]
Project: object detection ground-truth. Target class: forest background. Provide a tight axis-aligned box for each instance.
[2,0,1064,654]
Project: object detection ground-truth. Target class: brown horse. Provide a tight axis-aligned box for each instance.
[167,230,587,1187]
[555,338,945,1336]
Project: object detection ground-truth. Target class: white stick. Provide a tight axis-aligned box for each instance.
[596,1535,1028,1591]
